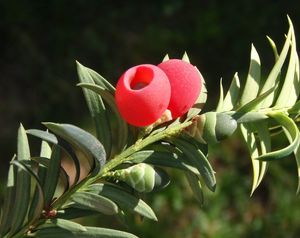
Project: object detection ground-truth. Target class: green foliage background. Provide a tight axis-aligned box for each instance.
[1,1,300,237]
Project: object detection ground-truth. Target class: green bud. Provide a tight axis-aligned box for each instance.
[215,113,238,141]
[115,163,156,193]
[186,112,237,144]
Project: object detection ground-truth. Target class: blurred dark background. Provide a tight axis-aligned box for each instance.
[1,1,300,237]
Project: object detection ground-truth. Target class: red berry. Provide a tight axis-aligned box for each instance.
[115,64,171,127]
[158,59,202,119]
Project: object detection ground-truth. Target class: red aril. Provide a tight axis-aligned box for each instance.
[158,59,202,119]
[115,64,171,127]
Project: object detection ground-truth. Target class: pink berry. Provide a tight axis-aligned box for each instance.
[115,64,171,127]
[158,59,202,119]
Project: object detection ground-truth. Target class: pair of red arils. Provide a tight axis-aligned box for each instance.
[115,59,203,127]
